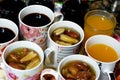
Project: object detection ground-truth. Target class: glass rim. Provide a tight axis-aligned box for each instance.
[84,9,117,31]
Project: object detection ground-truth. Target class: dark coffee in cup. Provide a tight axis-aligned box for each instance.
[0,27,15,43]
[18,5,55,48]
[22,13,51,26]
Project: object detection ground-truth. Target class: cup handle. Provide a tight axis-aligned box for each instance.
[44,47,56,68]
[54,11,64,22]
[100,63,116,80]
[106,72,115,80]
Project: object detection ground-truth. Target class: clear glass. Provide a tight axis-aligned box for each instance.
[84,10,116,42]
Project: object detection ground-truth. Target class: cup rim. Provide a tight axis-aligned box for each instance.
[0,18,18,45]
[57,54,100,80]
[47,20,84,47]
[2,41,44,72]
[18,5,54,28]
[40,68,58,80]
[85,35,120,64]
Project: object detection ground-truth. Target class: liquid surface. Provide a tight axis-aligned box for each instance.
[87,44,118,62]
[6,48,41,70]
[61,60,95,80]
[22,13,51,27]
[86,15,114,30]
[84,15,115,44]
[0,27,15,43]
[51,27,80,46]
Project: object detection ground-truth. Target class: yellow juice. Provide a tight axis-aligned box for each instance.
[87,44,118,62]
[84,15,115,42]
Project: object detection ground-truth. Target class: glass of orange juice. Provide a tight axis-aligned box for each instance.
[84,10,116,43]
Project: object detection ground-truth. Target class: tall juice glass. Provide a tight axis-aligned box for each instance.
[81,10,116,54]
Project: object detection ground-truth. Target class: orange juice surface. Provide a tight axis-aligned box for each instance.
[84,15,114,41]
[87,44,118,62]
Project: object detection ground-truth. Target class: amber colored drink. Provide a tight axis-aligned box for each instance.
[87,44,118,62]
[84,15,115,42]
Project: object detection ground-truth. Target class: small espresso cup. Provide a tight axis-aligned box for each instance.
[57,55,100,80]
[85,35,120,80]
[44,21,84,68]
[1,41,44,80]
[0,18,18,62]
[18,5,63,50]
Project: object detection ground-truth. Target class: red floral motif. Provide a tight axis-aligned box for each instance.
[113,34,120,42]
[34,37,46,46]
[1,46,6,52]
[20,24,41,39]
[24,73,40,80]
[7,69,40,80]
[0,54,1,58]
[8,72,18,80]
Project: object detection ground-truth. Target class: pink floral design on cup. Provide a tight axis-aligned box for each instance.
[20,24,41,39]
[20,24,48,48]
[6,67,40,80]
[24,73,40,80]
[8,72,18,80]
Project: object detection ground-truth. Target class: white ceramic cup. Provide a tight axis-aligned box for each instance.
[57,54,100,80]
[18,5,63,50]
[44,21,84,68]
[1,41,44,80]
[0,18,18,66]
[40,68,58,80]
[85,35,120,80]
[0,18,18,54]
